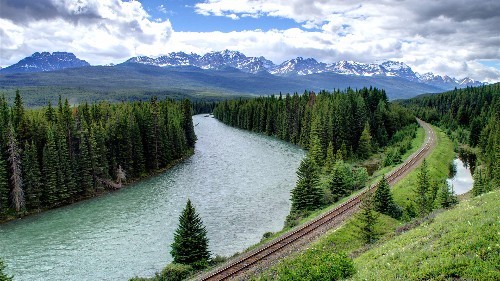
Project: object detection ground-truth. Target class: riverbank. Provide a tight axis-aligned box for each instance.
[0,149,195,225]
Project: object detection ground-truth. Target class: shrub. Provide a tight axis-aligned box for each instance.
[159,263,193,281]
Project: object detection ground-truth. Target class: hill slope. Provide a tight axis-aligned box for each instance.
[353,190,499,280]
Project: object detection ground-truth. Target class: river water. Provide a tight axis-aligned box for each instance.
[447,158,474,195]
[0,115,305,280]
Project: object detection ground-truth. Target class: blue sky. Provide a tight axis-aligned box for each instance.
[0,0,499,82]
[140,0,300,32]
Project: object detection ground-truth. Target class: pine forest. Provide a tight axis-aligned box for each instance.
[0,92,196,219]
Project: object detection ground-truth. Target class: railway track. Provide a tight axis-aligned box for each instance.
[200,119,436,281]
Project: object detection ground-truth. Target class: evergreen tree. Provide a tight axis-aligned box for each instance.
[415,159,432,216]
[0,157,8,214]
[291,155,322,212]
[357,194,379,244]
[181,99,196,148]
[358,122,372,159]
[42,127,59,207]
[373,176,402,218]
[78,131,94,195]
[12,90,24,134]
[322,141,335,174]
[328,160,353,202]
[308,116,324,167]
[472,168,487,196]
[171,199,210,268]
[7,125,24,212]
[22,141,42,210]
[308,134,324,168]
[438,182,458,208]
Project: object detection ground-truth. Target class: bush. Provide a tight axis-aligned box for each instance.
[0,258,13,281]
[159,263,193,281]
[269,252,355,281]
[209,255,227,266]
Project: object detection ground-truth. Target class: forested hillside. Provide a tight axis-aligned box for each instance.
[402,83,499,193]
[0,91,196,220]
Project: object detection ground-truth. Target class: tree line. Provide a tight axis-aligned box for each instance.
[0,91,196,219]
[402,83,499,195]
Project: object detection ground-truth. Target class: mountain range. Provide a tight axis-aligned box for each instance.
[0,51,488,106]
[1,50,483,89]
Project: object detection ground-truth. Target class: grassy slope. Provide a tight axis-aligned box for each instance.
[253,125,457,280]
[352,190,500,280]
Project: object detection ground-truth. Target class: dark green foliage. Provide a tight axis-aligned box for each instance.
[0,258,13,281]
[0,93,195,218]
[171,199,210,268]
[438,181,458,208]
[357,122,372,159]
[214,88,415,157]
[182,99,197,148]
[291,155,322,213]
[357,194,380,244]
[22,141,42,210]
[328,160,354,202]
[373,176,402,219]
[472,168,491,196]
[414,159,433,216]
[0,157,8,214]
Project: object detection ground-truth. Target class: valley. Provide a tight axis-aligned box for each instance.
[0,1,498,280]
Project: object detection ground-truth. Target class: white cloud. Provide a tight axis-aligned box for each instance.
[190,0,500,81]
[0,0,173,66]
[0,0,499,82]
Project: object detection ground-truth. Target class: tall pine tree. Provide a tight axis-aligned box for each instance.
[7,125,24,212]
[22,141,42,210]
[373,176,401,218]
[415,159,432,216]
[0,156,8,214]
[171,199,210,268]
[291,155,322,212]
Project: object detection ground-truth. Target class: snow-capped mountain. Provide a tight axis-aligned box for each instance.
[1,50,483,89]
[124,50,482,88]
[125,50,275,73]
[418,72,483,88]
[0,52,89,74]
[270,57,327,75]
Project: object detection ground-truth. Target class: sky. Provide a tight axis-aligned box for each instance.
[0,0,499,82]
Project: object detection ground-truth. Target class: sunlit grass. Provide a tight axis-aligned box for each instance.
[352,190,499,280]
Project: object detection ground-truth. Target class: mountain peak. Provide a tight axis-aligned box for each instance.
[1,52,89,74]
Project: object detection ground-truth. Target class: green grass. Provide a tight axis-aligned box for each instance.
[352,190,500,280]
[392,125,454,205]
